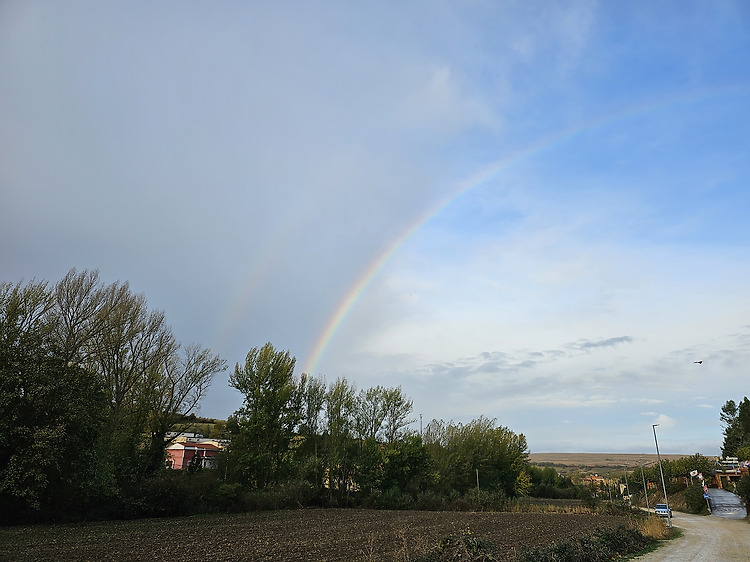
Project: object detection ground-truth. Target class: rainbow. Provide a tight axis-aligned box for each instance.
[300,149,536,374]
[217,84,748,375]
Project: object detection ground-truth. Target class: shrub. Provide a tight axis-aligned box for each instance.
[241,480,316,510]
[632,516,673,540]
[210,482,245,512]
[736,475,750,512]
[466,488,508,511]
[411,530,500,561]
[414,490,447,511]
[516,526,654,562]
[683,483,709,514]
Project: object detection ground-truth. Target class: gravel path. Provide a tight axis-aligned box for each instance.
[634,507,750,561]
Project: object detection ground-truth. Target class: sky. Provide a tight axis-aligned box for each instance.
[2,1,750,455]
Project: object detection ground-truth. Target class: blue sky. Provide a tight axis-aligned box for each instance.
[2,1,750,454]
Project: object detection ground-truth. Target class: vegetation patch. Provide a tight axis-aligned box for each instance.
[514,526,655,562]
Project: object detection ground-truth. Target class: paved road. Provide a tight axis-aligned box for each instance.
[707,488,747,519]
[634,492,749,561]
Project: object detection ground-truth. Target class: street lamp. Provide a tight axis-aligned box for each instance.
[652,424,672,528]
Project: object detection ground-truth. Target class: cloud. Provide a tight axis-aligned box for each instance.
[568,336,635,352]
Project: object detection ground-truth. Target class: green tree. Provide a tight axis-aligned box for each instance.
[424,416,529,498]
[380,434,432,496]
[381,386,415,443]
[354,386,388,441]
[0,281,107,521]
[52,269,226,478]
[735,446,750,462]
[2,269,227,521]
[227,343,301,487]
[323,377,357,497]
[720,398,750,458]
[684,483,709,514]
[736,475,750,516]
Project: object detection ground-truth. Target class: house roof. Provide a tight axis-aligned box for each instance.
[167,442,220,452]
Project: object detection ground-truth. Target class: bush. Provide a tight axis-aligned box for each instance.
[210,482,245,512]
[683,483,709,514]
[516,526,654,562]
[736,475,750,511]
[241,480,316,510]
[375,487,414,510]
[411,530,500,561]
[414,490,447,510]
[466,488,508,511]
[577,487,598,509]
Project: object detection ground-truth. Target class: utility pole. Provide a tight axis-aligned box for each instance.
[653,424,672,528]
[640,461,650,512]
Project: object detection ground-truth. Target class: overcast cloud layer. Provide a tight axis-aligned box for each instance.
[2,1,750,454]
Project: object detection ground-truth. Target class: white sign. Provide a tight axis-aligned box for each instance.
[690,470,698,477]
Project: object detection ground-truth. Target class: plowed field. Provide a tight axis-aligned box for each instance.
[0,509,632,561]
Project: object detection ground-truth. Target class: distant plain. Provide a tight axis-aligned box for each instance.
[528,453,693,476]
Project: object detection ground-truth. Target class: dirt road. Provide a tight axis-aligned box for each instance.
[634,508,749,561]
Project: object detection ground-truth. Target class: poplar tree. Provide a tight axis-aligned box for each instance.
[228,343,301,487]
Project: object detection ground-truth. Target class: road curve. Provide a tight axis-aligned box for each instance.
[633,511,750,561]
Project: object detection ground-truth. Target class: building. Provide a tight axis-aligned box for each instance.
[166,441,220,469]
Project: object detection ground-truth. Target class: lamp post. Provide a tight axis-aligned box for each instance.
[652,424,672,527]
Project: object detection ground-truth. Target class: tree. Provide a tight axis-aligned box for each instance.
[736,446,750,462]
[298,373,327,488]
[227,343,301,487]
[48,268,108,364]
[0,281,107,522]
[380,434,432,496]
[299,373,326,439]
[381,386,414,443]
[354,386,388,441]
[50,269,227,478]
[142,343,227,472]
[423,416,529,498]
[736,475,750,516]
[721,398,750,457]
[3,269,227,513]
[323,377,357,496]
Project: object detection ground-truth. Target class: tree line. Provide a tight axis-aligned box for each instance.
[1,270,540,524]
[0,270,226,523]
[213,342,533,511]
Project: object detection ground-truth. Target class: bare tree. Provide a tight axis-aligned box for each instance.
[144,343,227,470]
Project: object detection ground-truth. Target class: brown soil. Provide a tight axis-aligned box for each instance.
[0,509,631,561]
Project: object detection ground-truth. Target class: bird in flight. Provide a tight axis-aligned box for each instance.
[694,360,703,364]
